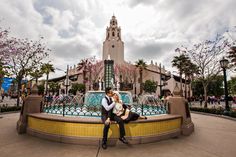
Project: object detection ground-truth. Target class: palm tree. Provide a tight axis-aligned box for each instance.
[29,69,43,85]
[228,46,236,69]
[135,59,147,95]
[41,63,55,95]
[183,60,199,98]
[172,54,189,96]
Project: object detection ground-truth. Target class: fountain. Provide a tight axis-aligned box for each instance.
[17,58,194,145]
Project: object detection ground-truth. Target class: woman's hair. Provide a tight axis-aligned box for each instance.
[113,91,122,103]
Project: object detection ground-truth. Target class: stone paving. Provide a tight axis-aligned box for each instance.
[0,113,235,157]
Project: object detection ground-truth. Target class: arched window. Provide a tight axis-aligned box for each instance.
[112,32,115,37]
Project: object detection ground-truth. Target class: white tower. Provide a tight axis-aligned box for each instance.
[103,15,124,64]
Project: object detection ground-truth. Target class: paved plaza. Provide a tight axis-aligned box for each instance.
[0,113,235,157]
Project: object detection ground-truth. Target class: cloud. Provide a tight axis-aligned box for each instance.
[125,37,176,63]
[128,0,159,7]
[0,0,235,79]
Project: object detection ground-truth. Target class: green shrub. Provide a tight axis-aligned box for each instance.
[190,107,236,118]
[143,80,157,93]
[37,84,45,95]
[0,106,22,113]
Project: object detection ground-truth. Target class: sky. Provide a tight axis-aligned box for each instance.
[0,0,236,78]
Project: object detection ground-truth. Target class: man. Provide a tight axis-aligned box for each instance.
[101,87,128,149]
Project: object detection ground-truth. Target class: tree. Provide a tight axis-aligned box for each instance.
[70,83,85,95]
[77,57,95,92]
[0,61,10,87]
[228,77,236,95]
[41,63,55,95]
[115,63,137,83]
[37,84,45,95]
[29,69,43,85]
[135,59,147,94]
[7,38,49,106]
[48,82,60,95]
[0,27,10,62]
[228,46,236,70]
[183,60,199,98]
[172,54,189,96]
[143,80,157,93]
[0,27,11,87]
[208,75,224,96]
[91,60,103,83]
[176,34,232,108]
[192,75,224,97]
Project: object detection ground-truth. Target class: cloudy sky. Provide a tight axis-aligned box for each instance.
[0,0,236,78]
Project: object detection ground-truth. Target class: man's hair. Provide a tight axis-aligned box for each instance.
[105,87,112,94]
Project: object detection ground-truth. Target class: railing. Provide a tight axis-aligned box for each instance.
[42,95,169,117]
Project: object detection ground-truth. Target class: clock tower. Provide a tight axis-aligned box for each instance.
[103,15,124,64]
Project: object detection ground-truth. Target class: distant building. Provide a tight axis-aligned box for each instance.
[51,15,191,97]
[103,15,124,64]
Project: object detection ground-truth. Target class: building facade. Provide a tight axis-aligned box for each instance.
[53,15,191,97]
[103,15,124,64]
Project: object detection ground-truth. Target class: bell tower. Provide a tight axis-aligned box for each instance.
[103,15,124,64]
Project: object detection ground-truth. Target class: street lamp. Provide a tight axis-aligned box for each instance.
[64,65,70,96]
[220,57,230,111]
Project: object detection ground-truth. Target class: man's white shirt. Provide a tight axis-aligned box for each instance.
[102,95,115,111]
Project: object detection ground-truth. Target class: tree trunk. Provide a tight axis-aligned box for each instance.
[203,85,208,108]
[45,73,49,95]
[184,75,187,98]
[16,77,22,107]
[188,78,191,98]
[83,70,86,94]
[36,77,38,85]
[180,73,183,96]
[140,69,143,94]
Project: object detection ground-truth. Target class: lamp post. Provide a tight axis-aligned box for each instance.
[64,65,70,96]
[220,57,230,111]
[159,63,162,96]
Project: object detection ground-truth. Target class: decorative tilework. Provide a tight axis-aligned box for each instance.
[28,116,181,138]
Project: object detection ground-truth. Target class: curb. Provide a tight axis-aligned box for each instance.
[0,110,21,115]
[190,111,236,122]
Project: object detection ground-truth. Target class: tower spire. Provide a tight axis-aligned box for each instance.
[102,16,124,64]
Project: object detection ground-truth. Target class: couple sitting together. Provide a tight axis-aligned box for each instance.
[101,87,147,149]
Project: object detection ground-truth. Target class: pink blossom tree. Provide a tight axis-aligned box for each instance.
[91,60,103,83]
[77,57,103,91]
[7,37,50,106]
[0,27,12,88]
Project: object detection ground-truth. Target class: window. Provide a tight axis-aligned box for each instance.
[112,45,115,48]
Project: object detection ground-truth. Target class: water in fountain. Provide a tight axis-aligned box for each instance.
[43,92,168,117]
[133,94,169,115]
[43,91,133,117]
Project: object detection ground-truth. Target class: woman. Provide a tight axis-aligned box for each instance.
[112,91,147,123]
